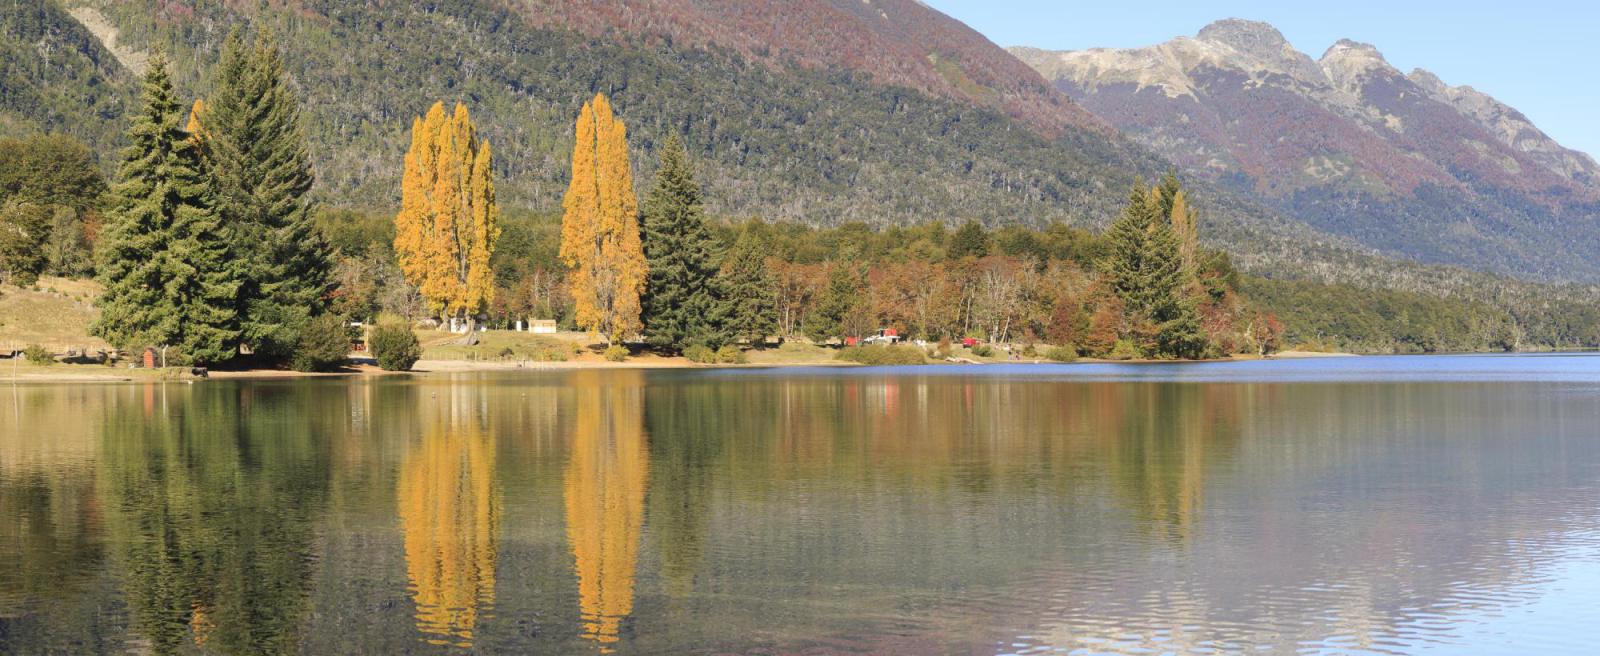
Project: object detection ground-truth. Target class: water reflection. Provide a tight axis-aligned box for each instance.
[397,392,501,648]
[0,360,1596,654]
[565,371,649,651]
[95,384,329,654]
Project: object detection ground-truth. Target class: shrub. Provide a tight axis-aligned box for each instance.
[22,344,52,366]
[291,315,351,372]
[604,345,629,362]
[716,344,747,364]
[1108,339,1143,361]
[837,344,926,366]
[1044,345,1078,362]
[971,344,994,358]
[371,321,422,371]
[935,337,952,359]
[683,344,716,363]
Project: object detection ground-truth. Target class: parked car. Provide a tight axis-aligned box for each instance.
[862,329,902,345]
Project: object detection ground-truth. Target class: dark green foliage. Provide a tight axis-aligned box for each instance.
[369,321,420,371]
[837,344,926,366]
[91,56,240,366]
[202,29,332,363]
[949,220,990,259]
[289,314,349,372]
[22,344,53,365]
[0,201,51,285]
[641,134,726,351]
[0,1,133,150]
[0,133,107,277]
[1101,185,1208,359]
[804,264,866,342]
[717,225,778,344]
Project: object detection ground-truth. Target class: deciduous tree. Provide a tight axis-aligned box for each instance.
[560,94,646,343]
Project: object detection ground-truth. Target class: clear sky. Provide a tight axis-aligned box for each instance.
[923,0,1599,158]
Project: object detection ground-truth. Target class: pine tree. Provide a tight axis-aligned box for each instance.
[393,102,499,327]
[640,134,725,351]
[804,263,865,342]
[560,94,646,343]
[200,30,331,360]
[949,220,990,259]
[1101,183,1207,359]
[92,55,239,365]
[717,226,778,346]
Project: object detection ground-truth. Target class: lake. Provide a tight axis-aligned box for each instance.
[2,354,1598,654]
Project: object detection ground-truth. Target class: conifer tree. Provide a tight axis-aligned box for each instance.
[393,102,499,327]
[949,220,990,259]
[804,263,865,342]
[640,134,725,350]
[200,30,331,359]
[560,94,646,343]
[92,55,240,365]
[1101,183,1207,359]
[717,226,778,346]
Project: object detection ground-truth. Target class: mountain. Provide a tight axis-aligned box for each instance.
[1013,19,1600,281]
[2,0,1155,228]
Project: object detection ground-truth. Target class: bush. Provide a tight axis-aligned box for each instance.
[604,345,629,362]
[837,344,926,366]
[683,344,716,363]
[971,344,994,358]
[22,344,52,366]
[716,344,747,364]
[291,315,351,372]
[371,321,422,371]
[1108,339,1143,361]
[1044,345,1078,362]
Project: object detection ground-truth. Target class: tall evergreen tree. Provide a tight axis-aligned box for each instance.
[717,225,778,345]
[640,134,725,350]
[92,55,239,365]
[1101,184,1207,359]
[804,263,865,342]
[200,29,331,360]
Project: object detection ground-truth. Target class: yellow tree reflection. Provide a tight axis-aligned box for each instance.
[565,372,649,651]
[398,417,500,648]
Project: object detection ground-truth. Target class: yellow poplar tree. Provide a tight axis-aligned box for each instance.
[1169,189,1199,273]
[395,102,500,326]
[560,93,646,343]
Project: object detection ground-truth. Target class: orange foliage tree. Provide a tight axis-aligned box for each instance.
[560,94,646,343]
[394,102,500,327]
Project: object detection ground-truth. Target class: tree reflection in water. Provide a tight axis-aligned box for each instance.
[565,371,649,651]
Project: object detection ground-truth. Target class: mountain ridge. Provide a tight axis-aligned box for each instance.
[1012,18,1600,280]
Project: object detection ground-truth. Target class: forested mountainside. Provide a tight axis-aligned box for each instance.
[1014,19,1600,282]
[3,0,1159,227]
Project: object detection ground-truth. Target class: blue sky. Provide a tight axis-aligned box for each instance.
[923,1,1599,158]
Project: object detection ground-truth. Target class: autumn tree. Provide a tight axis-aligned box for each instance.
[198,30,332,360]
[92,56,240,365]
[394,102,500,329]
[560,94,646,343]
[640,134,725,350]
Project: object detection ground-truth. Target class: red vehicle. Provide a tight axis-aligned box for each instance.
[961,337,979,347]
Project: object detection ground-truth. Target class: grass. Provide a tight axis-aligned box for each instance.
[744,341,837,365]
[836,344,927,365]
[0,277,108,355]
[419,330,583,362]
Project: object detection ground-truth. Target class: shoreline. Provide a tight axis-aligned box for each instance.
[0,349,1365,383]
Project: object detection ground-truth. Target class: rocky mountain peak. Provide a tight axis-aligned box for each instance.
[1197,18,1289,55]
[1320,39,1397,92]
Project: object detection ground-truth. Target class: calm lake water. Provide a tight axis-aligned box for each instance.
[2,354,1599,654]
